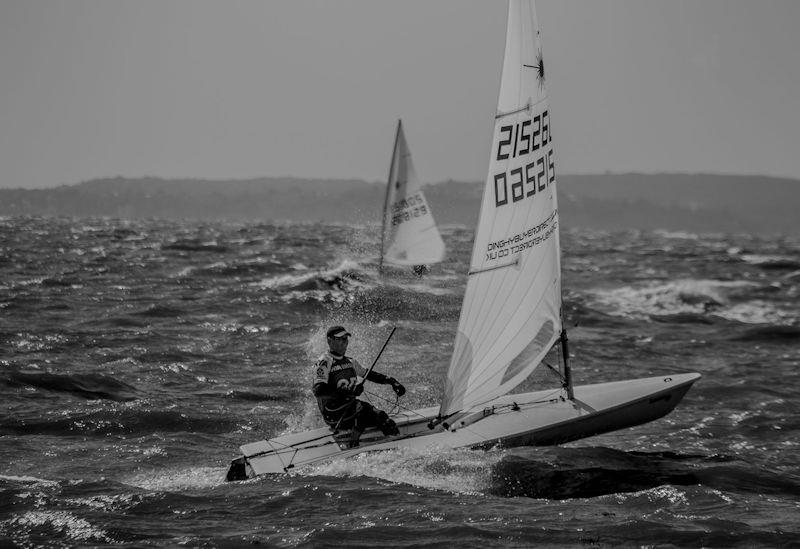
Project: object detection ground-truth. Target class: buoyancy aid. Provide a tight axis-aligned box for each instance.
[312,352,366,419]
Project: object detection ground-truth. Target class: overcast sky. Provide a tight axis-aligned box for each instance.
[1,0,799,189]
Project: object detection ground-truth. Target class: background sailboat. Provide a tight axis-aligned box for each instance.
[227,0,699,479]
[379,119,445,274]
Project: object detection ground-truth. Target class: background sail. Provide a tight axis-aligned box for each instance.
[440,0,562,416]
[381,120,446,267]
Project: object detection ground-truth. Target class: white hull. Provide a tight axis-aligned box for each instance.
[227,372,700,479]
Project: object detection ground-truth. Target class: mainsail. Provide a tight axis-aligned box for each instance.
[440,0,561,416]
[380,120,445,270]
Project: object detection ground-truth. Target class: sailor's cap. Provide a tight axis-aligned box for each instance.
[326,325,351,339]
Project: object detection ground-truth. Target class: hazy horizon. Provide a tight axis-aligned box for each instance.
[9,170,800,193]
[2,0,800,189]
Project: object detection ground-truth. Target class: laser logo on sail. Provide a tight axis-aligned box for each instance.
[523,49,545,88]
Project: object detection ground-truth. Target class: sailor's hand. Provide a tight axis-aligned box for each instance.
[352,383,364,397]
[389,378,406,397]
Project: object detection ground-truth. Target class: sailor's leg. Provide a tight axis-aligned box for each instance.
[346,401,365,448]
[324,400,358,432]
[376,410,399,436]
[356,402,399,436]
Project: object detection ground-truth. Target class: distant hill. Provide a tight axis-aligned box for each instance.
[1,173,798,235]
[557,173,799,235]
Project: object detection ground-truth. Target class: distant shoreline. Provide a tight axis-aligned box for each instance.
[1,173,797,235]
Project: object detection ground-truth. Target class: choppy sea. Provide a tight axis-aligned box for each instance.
[1,216,799,548]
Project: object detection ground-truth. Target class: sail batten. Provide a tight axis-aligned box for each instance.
[439,0,562,416]
[496,101,531,119]
[468,256,519,275]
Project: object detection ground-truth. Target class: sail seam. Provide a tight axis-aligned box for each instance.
[468,256,519,275]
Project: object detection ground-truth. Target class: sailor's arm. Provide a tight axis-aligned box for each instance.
[364,370,392,384]
[312,357,334,397]
[353,359,405,396]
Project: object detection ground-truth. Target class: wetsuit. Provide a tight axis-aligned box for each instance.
[312,351,400,442]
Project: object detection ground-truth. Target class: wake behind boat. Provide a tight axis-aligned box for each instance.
[226,0,700,480]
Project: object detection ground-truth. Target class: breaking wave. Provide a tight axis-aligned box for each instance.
[587,279,798,325]
[2,371,139,401]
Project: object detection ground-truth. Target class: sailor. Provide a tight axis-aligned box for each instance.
[312,325,406,447]
[412,265,429,276]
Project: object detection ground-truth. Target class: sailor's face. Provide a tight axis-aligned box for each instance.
[328,336,349,355]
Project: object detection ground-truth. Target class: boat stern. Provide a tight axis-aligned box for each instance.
[225,456,252,482]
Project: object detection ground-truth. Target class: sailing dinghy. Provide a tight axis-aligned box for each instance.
[226,0,700,480]
[378,119,446,274]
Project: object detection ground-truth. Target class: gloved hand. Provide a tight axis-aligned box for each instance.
[352,383,364,397]
[388,377,406,397]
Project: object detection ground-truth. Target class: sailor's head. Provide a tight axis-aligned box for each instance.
[326,325,351,355]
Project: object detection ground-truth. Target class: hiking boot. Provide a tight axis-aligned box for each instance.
[380,418,399,436]
[347,429,363,448]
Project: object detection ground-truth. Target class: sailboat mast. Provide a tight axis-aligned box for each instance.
[560,326,574,400]
[379,120,402,275]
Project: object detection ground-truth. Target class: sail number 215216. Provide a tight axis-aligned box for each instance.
[493,111,555,207]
